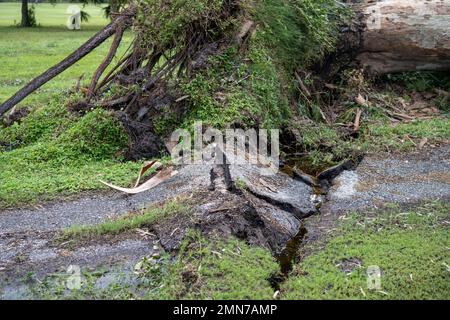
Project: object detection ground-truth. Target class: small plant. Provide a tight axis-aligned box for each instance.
[234,177,247,190]
[384,72,450,92]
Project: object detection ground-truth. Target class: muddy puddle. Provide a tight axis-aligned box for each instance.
[281,156,329,177]
[269,223,308,291]
[268,156,326,289]
[269,154,358,288]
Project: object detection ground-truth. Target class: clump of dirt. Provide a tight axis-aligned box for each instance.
[153,189,286,254]
[140,149,317,255]
[117,112,168,160]
[338,257,362,273]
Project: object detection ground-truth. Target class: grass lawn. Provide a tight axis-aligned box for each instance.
[32,202,449,299]
[0,2,108,26]
[33,230,280,299]
[0,3,131,105]
[0,3,138,208]
[282,202,450,299]
[157,202,449,300]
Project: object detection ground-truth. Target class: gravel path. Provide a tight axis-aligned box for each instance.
[1,145,449,299]
[321,145,450,214]
[0,163,212,299]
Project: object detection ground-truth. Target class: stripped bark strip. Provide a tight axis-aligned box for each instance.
[0,7,136,118]
[353,108,362,132]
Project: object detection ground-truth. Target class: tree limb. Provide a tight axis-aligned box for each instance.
[0,7,136,118]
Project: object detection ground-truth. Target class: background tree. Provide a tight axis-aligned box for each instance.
[18,0,123,28]
[20,0,36,27]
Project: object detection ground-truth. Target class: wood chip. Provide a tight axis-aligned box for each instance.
[175,95,189,102]
[236,20,255,44]
[435,89,450,99]
[324,83,338,90]
[360,287,366,297]
[211,250,223,258]
[294,71,311,97]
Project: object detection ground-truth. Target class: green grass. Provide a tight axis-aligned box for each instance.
[364,118,450,150]
[0,102,144,208]
[24,202,450,300]
[0,3,131,105]
[0,3,140,207]
[152,0,347,134]
[281,202,450,299]
[62,197,191,240]
[176,44,291,131]
[155,231,279,300]
[253,0,348,71]
[289,117,450,173]
[28,231,278,300]
[383,72,450,93]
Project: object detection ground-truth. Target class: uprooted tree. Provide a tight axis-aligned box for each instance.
[1,0,449,158]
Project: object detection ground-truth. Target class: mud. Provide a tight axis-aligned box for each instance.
[0,147,316,298]
[1,144,449,299]
[276,225,308,276]
[118,112,169,161]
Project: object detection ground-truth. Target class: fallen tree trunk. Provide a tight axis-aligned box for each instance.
[356,0,450,74]
[0,8,136,118]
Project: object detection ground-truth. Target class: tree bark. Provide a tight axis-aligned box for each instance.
[88,25,125,96]
[0,7,136,118]
[21,0,30,27]
[356,0,450,74]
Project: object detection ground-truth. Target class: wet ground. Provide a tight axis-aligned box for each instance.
[1,144,449,299]
[321,145,450,214]
[0,161,213,298]
[304,144,450,249]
